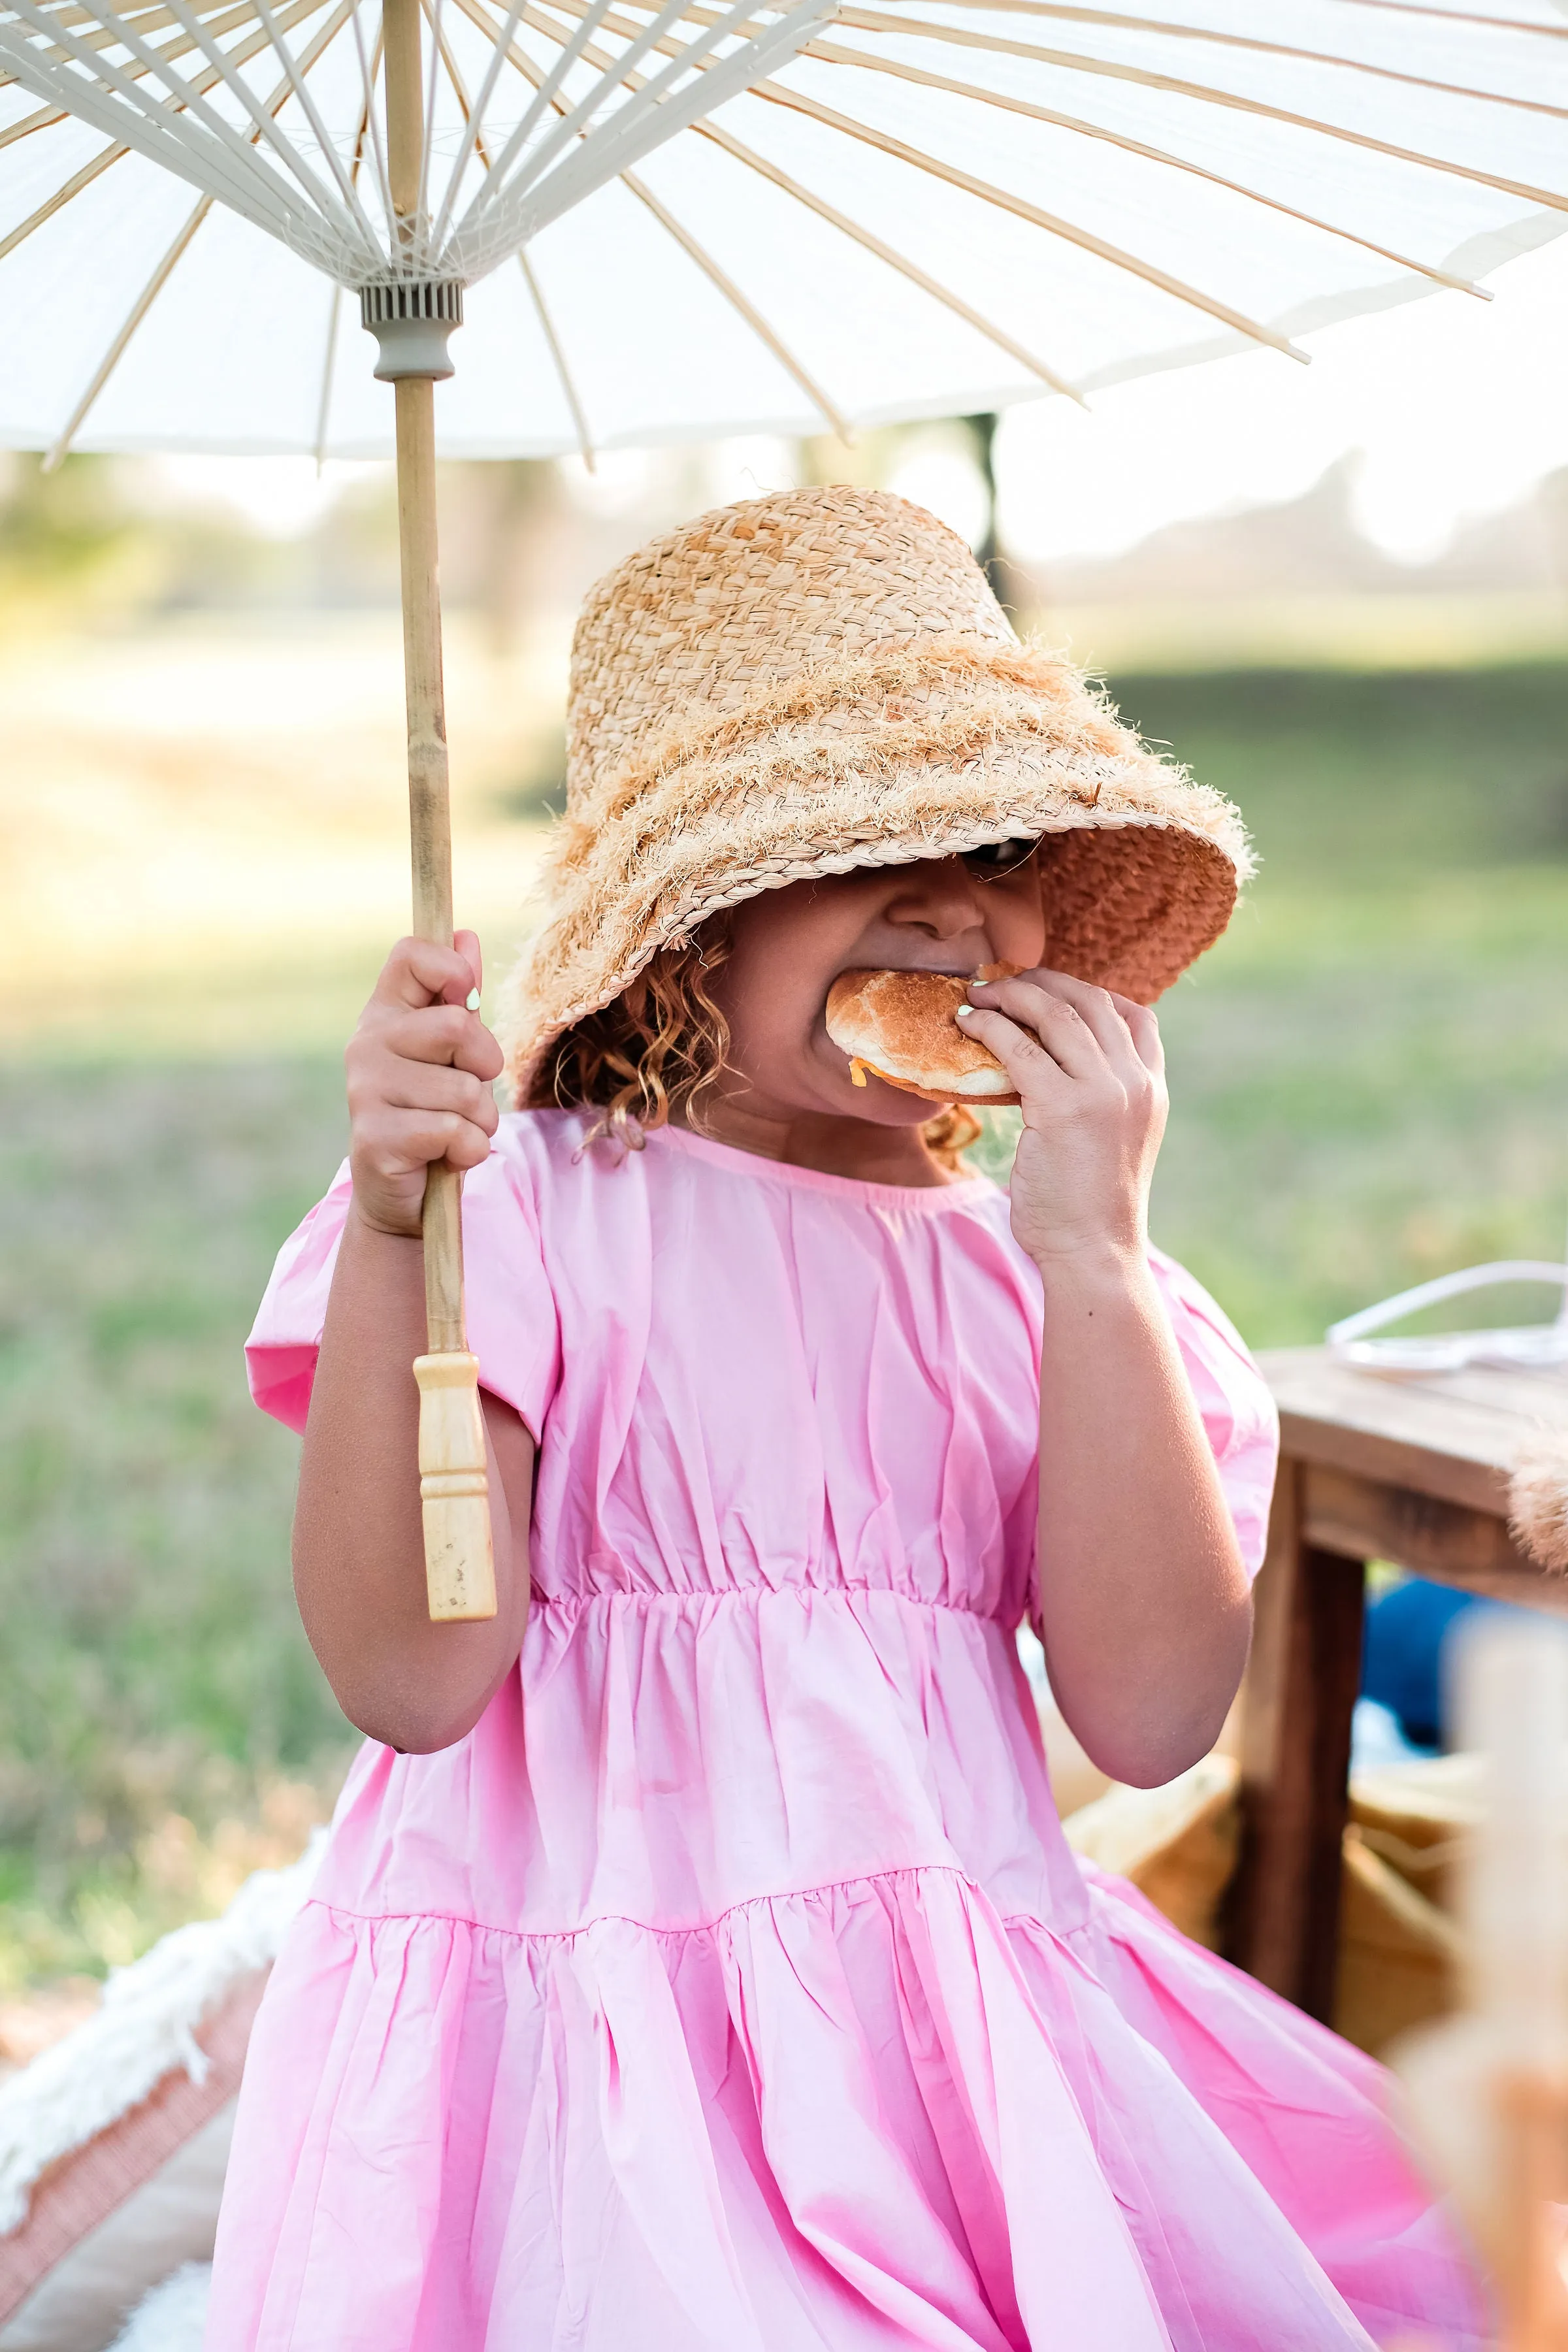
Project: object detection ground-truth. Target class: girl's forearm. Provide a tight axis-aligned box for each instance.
[293,1202,532,1752]
[1034,1247,1252,1788]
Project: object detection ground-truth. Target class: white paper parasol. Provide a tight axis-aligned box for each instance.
[3,2,1566,461]
[2,0,1565,1620]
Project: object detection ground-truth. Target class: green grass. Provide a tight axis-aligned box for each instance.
[0,1057,355,1987]
[1109,664,1568,1339]
[1111,662,1568,881]
[2,659,1565,1987]
[1151,871,1568,1342]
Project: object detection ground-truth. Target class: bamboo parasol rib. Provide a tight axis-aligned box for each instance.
[623,161,852,432]
[0,106,68,144]
[442,0,858,444]
[309,29,374,462]
[445,0,1084,400]
[44,193,210,458]
[414,0,596,462]
[1,0,262,89]
[1,0,325,135]
[311,281,342,457]
[753,74,1309,359]
[436,0,866,440]
[809,9,1568,213]
[42,0,356,456]
[519,244,595,463]
[692,116,1086,395]
[806,35,1494,298]
[2,0,336,262]
[570,0,1568,223]
[457,0,1291,376]
[895,1,1568,118]
[0,139,122,255]
[515,0,1542,345]
[1337,0,1565,29]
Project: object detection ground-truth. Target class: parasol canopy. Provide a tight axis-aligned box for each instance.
[1,0,1566,463]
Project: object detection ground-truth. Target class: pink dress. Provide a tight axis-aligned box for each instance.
[211,1111,1480,2352]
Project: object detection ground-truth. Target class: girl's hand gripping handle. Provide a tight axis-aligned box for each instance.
[348,932,503,1621]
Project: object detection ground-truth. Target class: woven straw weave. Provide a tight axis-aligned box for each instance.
[568,489,1014,791]
[502,487,1251,1088]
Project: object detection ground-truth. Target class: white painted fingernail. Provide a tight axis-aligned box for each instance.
[465,988,481,1012]
[955,1004,975,1019]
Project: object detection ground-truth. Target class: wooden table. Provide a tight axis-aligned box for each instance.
[1225,1347,1568,2021]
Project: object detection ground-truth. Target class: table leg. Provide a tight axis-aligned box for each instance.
[1226,1458,1367,2021]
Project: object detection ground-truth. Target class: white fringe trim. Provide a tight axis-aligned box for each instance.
[0,1834,325,2236]
[108,2260,212,2351]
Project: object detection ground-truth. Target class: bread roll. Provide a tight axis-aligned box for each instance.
[825,967,1021,1107]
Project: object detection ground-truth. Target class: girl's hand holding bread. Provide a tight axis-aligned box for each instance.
[954,969,1167,1273]
[951,966,1248,1786]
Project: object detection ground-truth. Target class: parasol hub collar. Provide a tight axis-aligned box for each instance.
[360,280,465,382]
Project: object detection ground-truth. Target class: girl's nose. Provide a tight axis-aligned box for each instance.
[881,857,990,941]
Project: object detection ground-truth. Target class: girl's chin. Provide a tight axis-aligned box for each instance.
[790,1043,949,1124]
[836,1080,949,1126]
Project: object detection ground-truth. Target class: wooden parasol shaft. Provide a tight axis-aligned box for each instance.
[387,0,496,1624]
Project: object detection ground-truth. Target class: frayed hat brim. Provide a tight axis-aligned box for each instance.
[501,634,1249,1092]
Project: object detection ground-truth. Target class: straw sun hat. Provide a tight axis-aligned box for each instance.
[503,486,1251,1090]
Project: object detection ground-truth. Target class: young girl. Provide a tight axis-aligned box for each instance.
[211,489,1480,2350]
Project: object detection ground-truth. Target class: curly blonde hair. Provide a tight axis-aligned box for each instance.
[526,915,983,1174]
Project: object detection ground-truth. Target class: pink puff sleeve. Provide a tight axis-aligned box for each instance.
[1148,1245,1279,1578]
[244,1134,562,1443]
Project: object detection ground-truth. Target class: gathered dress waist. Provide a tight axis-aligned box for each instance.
[528,1578,1000,1617]
[313,1580,1088,1944]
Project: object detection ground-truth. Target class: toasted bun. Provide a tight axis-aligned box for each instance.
[825,968,1020,1106]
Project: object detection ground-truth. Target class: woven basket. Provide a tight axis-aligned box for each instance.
[1062,1754,1241,1952]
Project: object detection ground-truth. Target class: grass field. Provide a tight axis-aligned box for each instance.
[1,652,1565,1990]
[1122,663,1568,1338]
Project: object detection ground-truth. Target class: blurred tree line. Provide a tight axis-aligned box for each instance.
[0,449,563,636]
[0,421,999,643]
